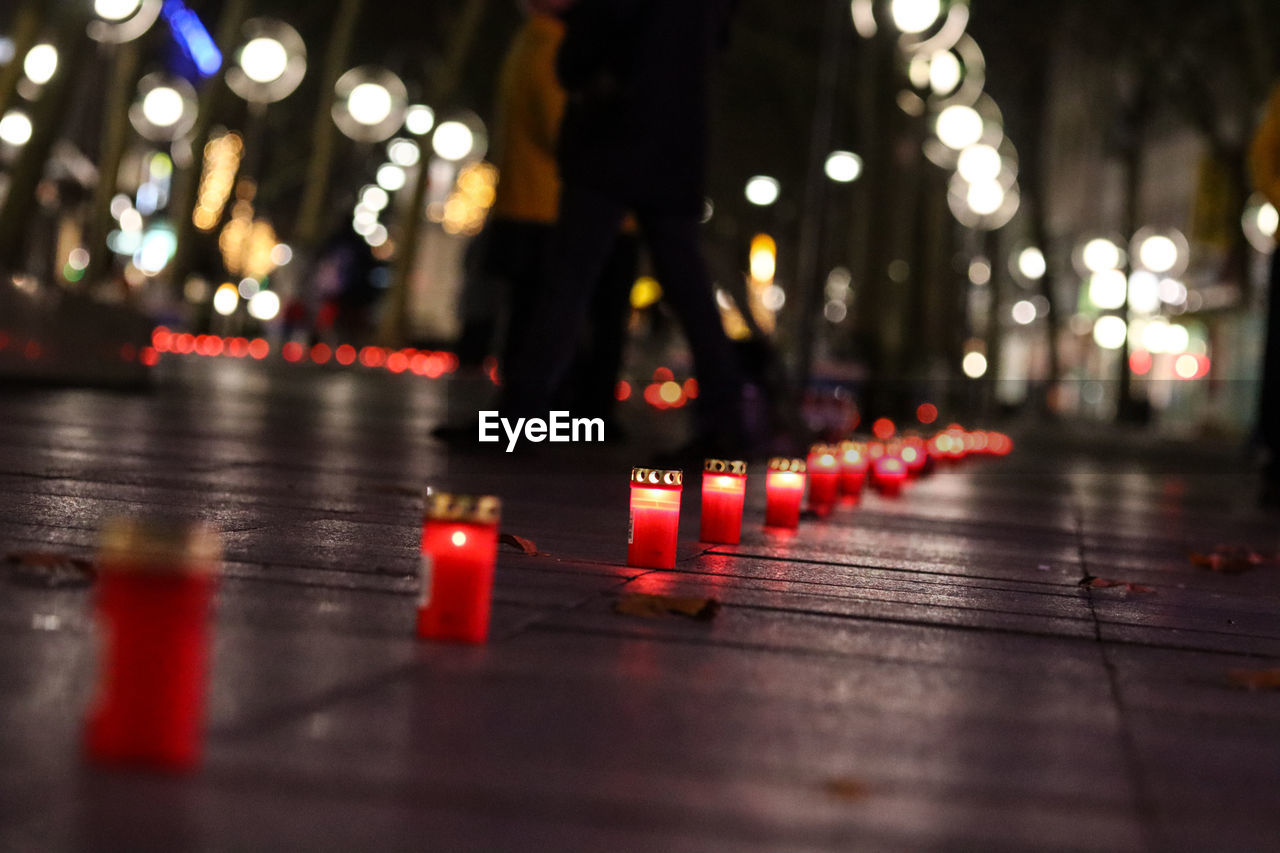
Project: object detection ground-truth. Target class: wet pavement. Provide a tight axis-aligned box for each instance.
[1,357,1278,851]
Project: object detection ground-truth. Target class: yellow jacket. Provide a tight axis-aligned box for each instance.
[1250,84,1280,213]
[490,15,566,224]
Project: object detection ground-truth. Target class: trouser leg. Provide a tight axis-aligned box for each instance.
[501,184,627,417]
[638,210,744,437]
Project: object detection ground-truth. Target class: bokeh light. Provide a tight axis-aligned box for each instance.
[824,150,863,182]
[745,175,780,206]
[1091,315,1127,350]
[23,44,58,85]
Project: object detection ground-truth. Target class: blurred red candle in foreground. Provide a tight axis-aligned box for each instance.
[629,468,683,569]
[86,518,221,771]
[765,457,807,529]
[700,459,747,544]
[418,491,501,644]
[873,456,908,497]
[839,441,868,496]
[807,445,841,516]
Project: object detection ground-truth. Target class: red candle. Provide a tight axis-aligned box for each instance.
[765,457,807,529]
[418,492,501,644]
[839,441,868,497]
[85,518,221,771]
[628,468,683,569]
[700,459,747,544]
[873,455,908,497]
[806,444,840,516]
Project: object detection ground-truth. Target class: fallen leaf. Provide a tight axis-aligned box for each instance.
[1226,668,1280,691]
[613,593,720,621]
[1189,547,1277,574]
[1079,575,1155,594]
[822,778,870,801]
[4,552,96,589]
[499,533,538,555]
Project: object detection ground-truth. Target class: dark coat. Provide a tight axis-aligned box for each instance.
[555,0,734,215]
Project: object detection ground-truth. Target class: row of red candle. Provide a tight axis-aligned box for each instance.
[86,427,1011,771]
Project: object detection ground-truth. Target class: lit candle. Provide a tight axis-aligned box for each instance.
[873,455,908,497]
[418,491,501,644]
[86,517,221,771]
[765,457,807,529]
[806,444,840,516]
[628,468,683,569]
[700,459,747,544]
[839,440,868,498]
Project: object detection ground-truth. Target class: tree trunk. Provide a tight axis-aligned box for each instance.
[0,6,90,272]
[81,40,142,293]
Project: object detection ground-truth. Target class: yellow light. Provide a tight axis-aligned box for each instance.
[213,283,239,316]
[451,530,467,547]
[630,276,662,309]
[749,233,776,282]
[659,381,682,404]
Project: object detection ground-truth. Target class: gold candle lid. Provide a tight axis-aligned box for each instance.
[97,517,222,575]
[630,467,683,487]
[768,457,806,474]
[808,443,840,457]
[424,490,501,524]
[703,459,747,475]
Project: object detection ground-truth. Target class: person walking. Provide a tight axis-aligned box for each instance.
[500,0,746,456]
[453,0,637,434]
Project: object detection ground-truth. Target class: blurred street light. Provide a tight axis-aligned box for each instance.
[241,38,287,83]
[1011,300,1036,325]
[1016,247,1046,280]
[248,289,281,321]
[129,73,197,141]
[227,20,306,103]
[213,282,239,315]
[1088,269,1127,310]
[965,180,1004,216]
[23,44,58,85]
[0,111,33,147]
[431,121,475,161]
[1092,315,1127,350]
[890,0,942,34]
[956,143,1001,183]
[375,163,406,191]
[387,138,420,167]
[1131,227,1187,276]
[1127,271,1161,314]
[745,175,780,206]
[929,50,962,96]
[404,105,435,136]
[824,150,862,182]
[332,66,407,143]
[1080,237,1123,273]
[961,351,988,378]
[89,0,160,43]
[95,0,144,21]
[141,86,185,128]
[935,104,982,149]
[360,185,389,211]
[349,84,392,125]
